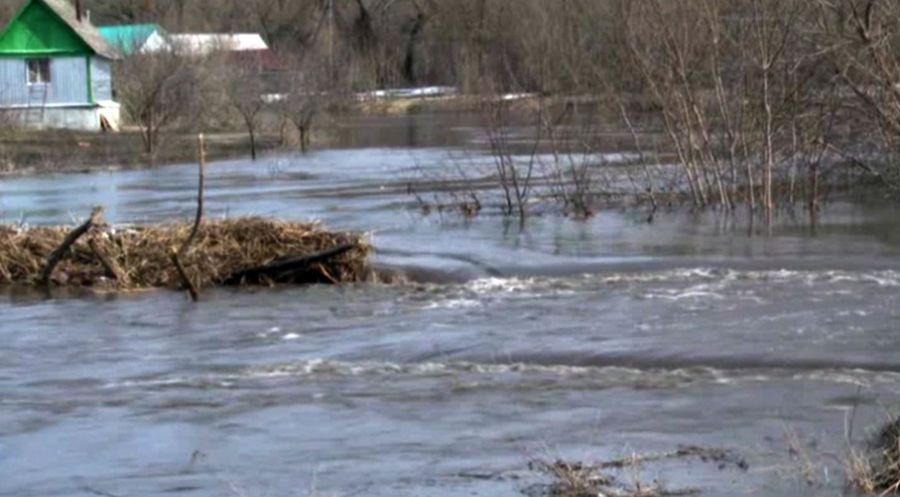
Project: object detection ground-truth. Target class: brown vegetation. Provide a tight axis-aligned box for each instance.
[847,417,900,495]
[0,218,370,291]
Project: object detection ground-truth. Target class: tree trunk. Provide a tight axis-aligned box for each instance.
[299,125,308,153]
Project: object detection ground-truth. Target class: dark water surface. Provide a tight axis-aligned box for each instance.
[2,114,900,497]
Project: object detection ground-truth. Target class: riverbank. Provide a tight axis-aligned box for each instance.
[0,93,553,177]
[0,128,285,177]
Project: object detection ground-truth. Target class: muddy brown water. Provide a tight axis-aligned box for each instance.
[1,113,899,497]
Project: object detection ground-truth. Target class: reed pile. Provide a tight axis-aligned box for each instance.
[0,218,370,291]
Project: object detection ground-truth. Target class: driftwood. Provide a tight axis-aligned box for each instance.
[223,243,357,285]
[40,206,104,286]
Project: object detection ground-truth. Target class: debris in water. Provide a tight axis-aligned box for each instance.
[526,445,747,497]
[0,217,370,292]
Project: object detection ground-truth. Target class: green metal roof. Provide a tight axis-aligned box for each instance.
[98,24,163,55]
[0,0,116,58]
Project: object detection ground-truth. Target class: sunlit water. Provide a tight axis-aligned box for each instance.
[2,114,900,497]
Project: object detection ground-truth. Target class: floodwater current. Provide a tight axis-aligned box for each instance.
[2,113,900,497]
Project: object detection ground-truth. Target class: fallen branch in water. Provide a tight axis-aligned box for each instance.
[40,206,104,286]
[223,243,357,285]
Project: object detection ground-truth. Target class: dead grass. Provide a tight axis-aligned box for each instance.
[783,424,823,487]
[847,418,900,496]
[0,217,370,291]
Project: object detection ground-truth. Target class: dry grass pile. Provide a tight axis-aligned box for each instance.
[848,417,900,495]
[0,218,370,290]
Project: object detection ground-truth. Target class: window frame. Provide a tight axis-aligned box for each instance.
[26,58,51,85]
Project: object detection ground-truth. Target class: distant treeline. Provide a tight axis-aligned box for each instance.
[6,0,900,210]
[2,0,626,92]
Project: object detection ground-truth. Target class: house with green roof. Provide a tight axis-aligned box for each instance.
[98,23,170,55]
[0,0,120,131]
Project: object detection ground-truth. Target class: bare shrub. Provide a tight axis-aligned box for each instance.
[115,50,199,161]
[223,61,267,161]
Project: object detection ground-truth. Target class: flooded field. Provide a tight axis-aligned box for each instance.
[2,114,900,497]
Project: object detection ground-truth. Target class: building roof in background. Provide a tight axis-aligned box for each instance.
[168,34,269,55]
[0,0,116,58]
[97,23,165,55]
[40,0,116,58]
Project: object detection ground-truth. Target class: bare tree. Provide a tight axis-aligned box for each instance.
[277,53,331,153]
[223,60,267,161]
[115,50,196,161]
[814,0,900,191]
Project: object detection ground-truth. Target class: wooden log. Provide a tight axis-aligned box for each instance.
[40,206,104,286]
[223,243,357,285]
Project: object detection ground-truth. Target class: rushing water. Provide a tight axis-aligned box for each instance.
[2,114,900,497]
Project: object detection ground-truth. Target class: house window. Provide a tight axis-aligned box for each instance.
[27,59,51,85]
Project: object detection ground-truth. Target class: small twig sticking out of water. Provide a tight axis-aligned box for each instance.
[181,133,206,255]
[171,134,206,302]
[845,384,864,445]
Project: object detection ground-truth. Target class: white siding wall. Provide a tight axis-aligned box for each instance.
[0,57,90,107]
[0,59,27,105]
[91,57,113,102]
[49,57,88,104]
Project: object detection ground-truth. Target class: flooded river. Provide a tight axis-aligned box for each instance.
[2,114,900,497]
